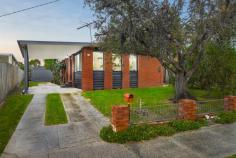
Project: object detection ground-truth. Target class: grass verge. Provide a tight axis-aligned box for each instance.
[100,119,207,143]
[0,91,33,154]
[227,155,236,158]
[45,93,68,125]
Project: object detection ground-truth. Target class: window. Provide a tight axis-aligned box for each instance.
[93,51,104,71]
[74,53,82,71]
[129,55,137,71]
[112,54,122,71]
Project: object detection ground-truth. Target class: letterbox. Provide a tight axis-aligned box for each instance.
[124,93,134,104]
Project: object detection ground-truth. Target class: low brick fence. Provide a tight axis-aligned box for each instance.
[0,63,24,103]
[111,96,236,132]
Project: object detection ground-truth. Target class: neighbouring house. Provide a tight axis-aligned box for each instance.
[0,53,18,66]
[18,40,164,92]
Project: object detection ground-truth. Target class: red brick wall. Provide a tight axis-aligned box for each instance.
[104,52,113,89]
[138,55,164,88]
[122,54,130,88]
[82,47,93,91]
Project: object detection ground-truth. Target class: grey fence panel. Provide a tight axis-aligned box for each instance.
[31,67,53,82]
[0,63,24,103]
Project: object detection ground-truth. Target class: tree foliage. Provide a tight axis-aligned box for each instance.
[17,62,24,70]
[29,59,40,68]
[85,0,236,100]
[190,43,236,95]
[44,59,62,85]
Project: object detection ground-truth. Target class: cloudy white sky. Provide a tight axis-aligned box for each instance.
[0,0,95,62]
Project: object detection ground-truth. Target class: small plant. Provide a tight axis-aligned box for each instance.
[215,111,236,124]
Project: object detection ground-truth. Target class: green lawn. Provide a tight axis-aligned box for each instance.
[83,85,221,117]
[45,93,68,125]
[29,81,48,87]
[0,91,33,154]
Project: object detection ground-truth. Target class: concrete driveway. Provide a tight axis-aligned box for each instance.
[1,84,236,158]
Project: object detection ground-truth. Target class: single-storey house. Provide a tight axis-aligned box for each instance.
[61,47,164,91]
[18,40,164,92]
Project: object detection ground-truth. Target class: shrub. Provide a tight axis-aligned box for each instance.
[100,124,176,144]
[215,111,236,124]
[168,120,203,132]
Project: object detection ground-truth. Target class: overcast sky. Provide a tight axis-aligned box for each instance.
[0,0,95,62]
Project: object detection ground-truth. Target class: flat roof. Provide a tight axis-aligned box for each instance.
[18,40,91,46]
[18,40,92,58]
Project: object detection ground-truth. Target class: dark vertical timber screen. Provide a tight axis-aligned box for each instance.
[130,71,138,88]
[74,71,81,88]
[93,71,104,90]
[112,71,122,88]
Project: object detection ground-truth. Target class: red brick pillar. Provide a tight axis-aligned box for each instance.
[104,52,112,89]
[65,58,69,83]
[178,99,197,121]
[71,55,75,86]
[112,106,129,132]
[224,96,236,111]
[82,47,93,91]
[122,54,130,89]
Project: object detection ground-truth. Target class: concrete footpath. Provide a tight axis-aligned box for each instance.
[1,84,236,158]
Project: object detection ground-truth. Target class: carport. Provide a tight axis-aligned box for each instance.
[18,40,90,93]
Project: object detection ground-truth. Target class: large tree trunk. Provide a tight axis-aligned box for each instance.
[175,72,191,101]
